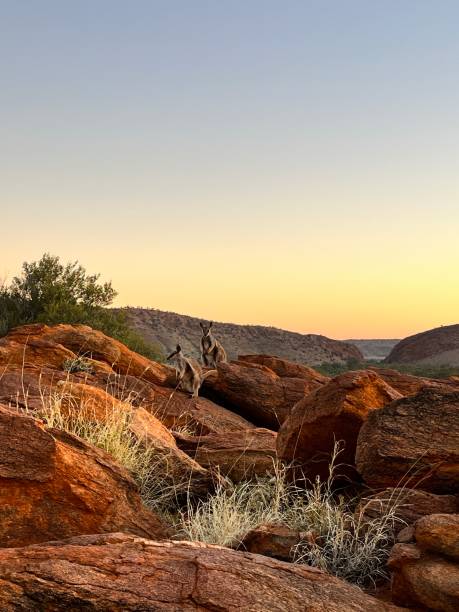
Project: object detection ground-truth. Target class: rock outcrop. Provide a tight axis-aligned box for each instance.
[386,323,459,366]
[356,389,459,493]
[202,360,314,429]
[277,370,401,481]
[368,366,459,396]
[0,532,398,611]
[0,406,167,547]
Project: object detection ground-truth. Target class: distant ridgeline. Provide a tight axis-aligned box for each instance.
[118,307,364,366]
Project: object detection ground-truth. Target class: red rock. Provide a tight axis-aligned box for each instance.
[368,366,459,396]
[0,405,167,547]
[202,360,314,430]
[388,542,459,611]
[4,323,175,385]
[0,533,399,611]
[415,513,459,560]
[356,488,458,528]
[174,427,277,482]
[277,370,401,481]
[239,354,329,386]
[356,389,459,494]
[239,523,301,561]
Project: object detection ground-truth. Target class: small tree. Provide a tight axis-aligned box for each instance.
[0,254,163,361]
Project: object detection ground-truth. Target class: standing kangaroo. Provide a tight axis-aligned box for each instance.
[167,344,216,398]
[200,321,227,367]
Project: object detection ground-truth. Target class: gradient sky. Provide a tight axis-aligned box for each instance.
[1,1,458,339]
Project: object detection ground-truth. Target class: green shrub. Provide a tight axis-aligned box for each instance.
[0,254,163,361]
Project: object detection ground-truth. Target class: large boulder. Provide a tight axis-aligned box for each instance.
[0,405,167,547]
[2,323,174,385]
[174,428,277,482]
[356,389,459,493]
[277,370,401,481]
[239,523,301,561]
[388,515,459,611]
[202,360,315,429]
[0,532,399,611]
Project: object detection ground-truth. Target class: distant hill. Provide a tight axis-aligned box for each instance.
[122,308,364,365]
[346,339,399,361]
[385,324,459,365]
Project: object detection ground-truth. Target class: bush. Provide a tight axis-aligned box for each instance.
[0,254,163,361]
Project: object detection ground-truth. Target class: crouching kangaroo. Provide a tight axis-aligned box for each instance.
[200,321,227,367]
[167,344,216,398]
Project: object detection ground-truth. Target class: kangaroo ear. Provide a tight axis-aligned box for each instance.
[199,322,204,329]
[209,321,213,328]
[176,344,181,351]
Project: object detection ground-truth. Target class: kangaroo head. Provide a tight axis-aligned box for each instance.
[167,344,182,361]
[200,321,213,337]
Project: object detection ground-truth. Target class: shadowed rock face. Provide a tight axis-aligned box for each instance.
[277,370,401,481]
[368,366,459,396]
[356,389,459,494]
[202,360,317,430]
[0,533,399,611]
[0,406,167,547]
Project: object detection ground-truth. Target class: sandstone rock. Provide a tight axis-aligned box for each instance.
[277,370,401,481]
[356,488,458,527]
[415,513,459,560]
[140,379,256,435]
[0,532,398,611]
[368,366,459,396]
[0,405,166,547]
[174,428,277,482]
[356,389,459,493]
[388,543,459,611]
[239,523,301,561]
[202,360,314,429]
[4,323,174,385]
[239,354,329,386]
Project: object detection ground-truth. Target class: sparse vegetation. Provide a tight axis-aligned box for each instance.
[0,253,164,361]
[62,355,94,374]
[38,389,184,513]
[177,444,404,587]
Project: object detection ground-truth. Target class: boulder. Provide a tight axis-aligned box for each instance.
[0,405,167,547]
[239,523,301,561]
[139,380,256,435]
[239,354,329,386]
[202,360,314,429]
[356,488,458,528]
[388,542,459,611]
[3,323,174,386]
[368,366,459,396]
[415,513,459,560]
[277,370,401,481]
[0,532,399,611]
[356,389,459,493]
[174,428,277,482]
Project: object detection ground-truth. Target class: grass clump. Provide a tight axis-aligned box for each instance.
[177,444,404,587]
[38,390,182,513]
[62,355,94,374]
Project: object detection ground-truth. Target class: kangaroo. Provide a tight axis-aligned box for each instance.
[167,344,216,398]
[200,321,227,367]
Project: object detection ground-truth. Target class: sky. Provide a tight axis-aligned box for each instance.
[1,1,458,339]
